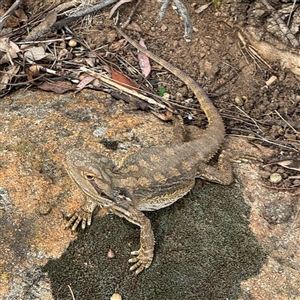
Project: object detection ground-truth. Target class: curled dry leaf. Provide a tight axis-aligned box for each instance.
[14,8,28,22]
[57,48,71,61]
[0,64,20,94]
[109,38,127,52]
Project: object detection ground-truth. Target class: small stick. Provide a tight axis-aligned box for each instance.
[80,67,167,109]
[274,110,299,134]
[67,285,76,300]
[121,0,142,29]
[0,0,22,30]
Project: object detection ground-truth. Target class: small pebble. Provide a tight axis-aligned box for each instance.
[234,96,243,106]
[265,75,277,86]
[111,293,122,300]
[162,92,170,100]
[107,249,115,258]
[39,203,52,215]
[68,39,77,47]
[161,24,168,32]
[269,173,282,184]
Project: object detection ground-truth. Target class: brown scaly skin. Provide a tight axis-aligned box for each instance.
[64,27,233,275]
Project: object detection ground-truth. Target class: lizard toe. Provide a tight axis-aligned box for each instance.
[65,209,92,231]
[128,248,153,274]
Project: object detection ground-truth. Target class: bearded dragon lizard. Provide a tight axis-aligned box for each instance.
[64,27,233,275]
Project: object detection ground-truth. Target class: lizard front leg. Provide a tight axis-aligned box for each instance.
[65,197,99,231]
[110,197,155,275]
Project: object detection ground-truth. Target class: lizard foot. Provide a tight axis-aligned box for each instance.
[65,209,92,231]
[129,248,154,275]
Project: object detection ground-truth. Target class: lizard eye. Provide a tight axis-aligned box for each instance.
[84,173,94,180]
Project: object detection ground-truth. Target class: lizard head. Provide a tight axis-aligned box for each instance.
[65,149,117,205]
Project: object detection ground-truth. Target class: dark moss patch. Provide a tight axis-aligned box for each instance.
[99,138,119,150]
[43,183,267,300]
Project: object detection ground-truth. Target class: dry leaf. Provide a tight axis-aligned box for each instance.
[76,76,95,91]
[4,15,19,28]
[85,57,96,67]
[111,68,137,90]
[0,64,20,93]
[276,159,300,172]
[293,188,300,196]
[0,38,20,64]
[37,81,74,93]
[23,46,47,61]
[195,2,211,14]
[137,39,151,77]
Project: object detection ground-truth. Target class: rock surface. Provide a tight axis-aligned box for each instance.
[0,89,299,299]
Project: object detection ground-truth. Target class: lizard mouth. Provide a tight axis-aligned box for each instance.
[88,178,127,204]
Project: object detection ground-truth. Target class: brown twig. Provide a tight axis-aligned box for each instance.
[0,0,22,30]
[51,0,119,32]
[121,0,142,28]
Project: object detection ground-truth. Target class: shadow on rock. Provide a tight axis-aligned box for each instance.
[43,183,268,300]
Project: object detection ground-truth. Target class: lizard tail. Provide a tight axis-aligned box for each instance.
[115,26,225,158]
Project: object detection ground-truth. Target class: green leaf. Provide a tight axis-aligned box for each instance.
[157,86,166,96]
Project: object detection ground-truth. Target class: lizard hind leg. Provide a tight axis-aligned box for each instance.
[197,151,234,185]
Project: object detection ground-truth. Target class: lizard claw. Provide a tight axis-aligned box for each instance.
[65,209,92,231]
[128,248,154,275]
